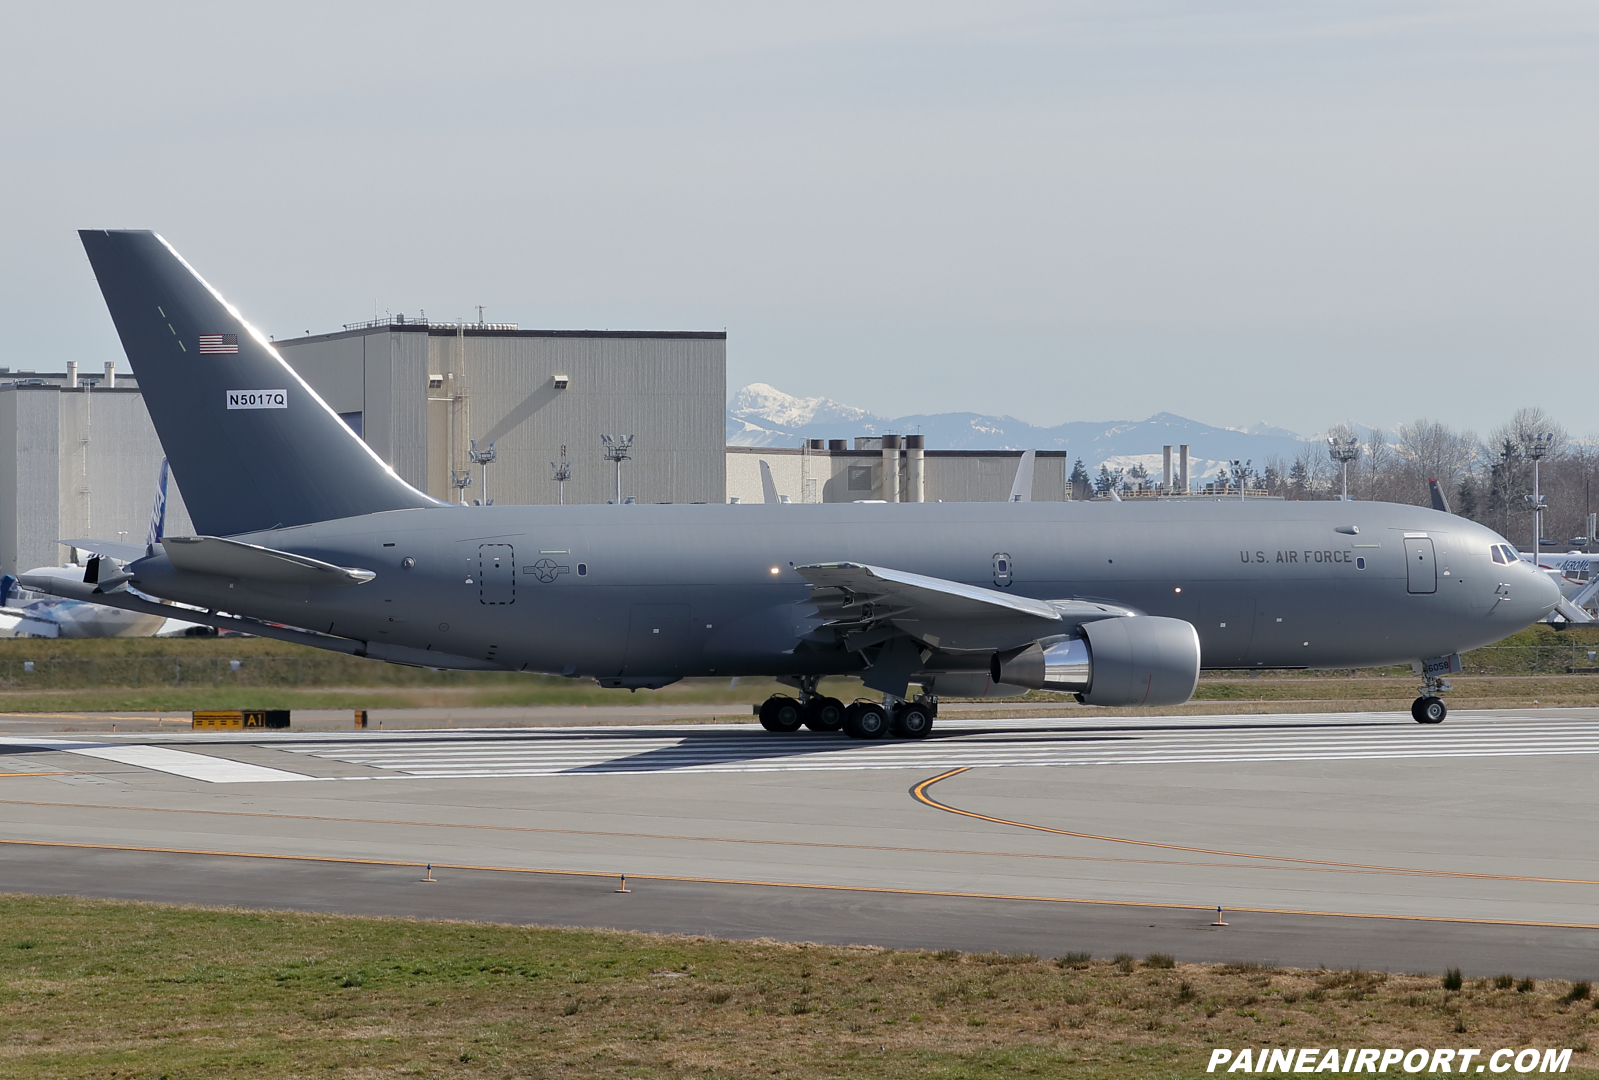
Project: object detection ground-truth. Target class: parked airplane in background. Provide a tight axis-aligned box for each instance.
[0,459,203,638]
[26,230,1562,729]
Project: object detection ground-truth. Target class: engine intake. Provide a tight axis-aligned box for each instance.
[991,615,1201,707]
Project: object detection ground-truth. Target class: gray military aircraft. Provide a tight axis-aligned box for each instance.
[27,231,1561,734]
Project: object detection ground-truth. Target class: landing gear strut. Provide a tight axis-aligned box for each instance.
[1411,674,1451,725]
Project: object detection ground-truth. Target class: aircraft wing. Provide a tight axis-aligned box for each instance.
[0,609,61,638]
[794,561,1134,652]
[161,536,376,587]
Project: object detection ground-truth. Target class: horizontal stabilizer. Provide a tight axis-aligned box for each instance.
[60,538,149,563]
[15,573,496,669]
[161,536,375,587]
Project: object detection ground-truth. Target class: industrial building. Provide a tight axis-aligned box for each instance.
[0,363,194,576]
[727,440,1201,504]
[728,438,1070,503]
[274,318,726,507]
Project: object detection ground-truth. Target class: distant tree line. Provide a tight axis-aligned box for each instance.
[1068,407,1599,549]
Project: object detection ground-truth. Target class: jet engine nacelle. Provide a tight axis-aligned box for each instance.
[992,615,1201,707]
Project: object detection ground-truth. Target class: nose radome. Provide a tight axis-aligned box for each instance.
[1528,561,1561,617]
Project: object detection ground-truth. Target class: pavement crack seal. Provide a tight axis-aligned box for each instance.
[909,766,1599,887]
[3,836,1599,931]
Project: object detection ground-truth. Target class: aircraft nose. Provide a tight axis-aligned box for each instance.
[1528,560,1562,618]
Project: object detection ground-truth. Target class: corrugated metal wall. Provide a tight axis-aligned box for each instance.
[0,385,194,575]
[279,327,725,506]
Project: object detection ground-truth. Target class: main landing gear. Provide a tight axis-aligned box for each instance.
[841,697,936,739]
[756,681,936,739]
[1411,673,1451,724]
[757,676,845,733]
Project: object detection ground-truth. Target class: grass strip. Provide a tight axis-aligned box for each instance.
[2,894,1597,1078]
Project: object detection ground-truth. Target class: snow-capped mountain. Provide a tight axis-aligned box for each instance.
[728,383,1315,479]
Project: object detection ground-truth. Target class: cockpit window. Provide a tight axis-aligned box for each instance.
[1491,546,1506,565]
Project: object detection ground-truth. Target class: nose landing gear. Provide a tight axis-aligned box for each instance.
[1411,673,1452,724]
[1411,696,1447,724]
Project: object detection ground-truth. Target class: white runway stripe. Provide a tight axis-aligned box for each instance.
[67,745,314,784]
[270,714,1599,777]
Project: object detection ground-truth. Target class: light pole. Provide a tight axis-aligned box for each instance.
[601,434,634,504]
[1522,431,1554,555]
[1229,459,1251,502]
[450,469,473,505]
[550,444,571,504]
[1327,436,1360,501]
[468,438,497,506]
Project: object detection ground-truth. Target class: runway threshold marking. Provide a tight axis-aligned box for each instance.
[910,767,1599,887]
[64,746,313,784]
[5,836,1599,932]
[0,796,1505,882]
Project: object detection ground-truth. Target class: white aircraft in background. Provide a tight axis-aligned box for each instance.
[0,459,204,638]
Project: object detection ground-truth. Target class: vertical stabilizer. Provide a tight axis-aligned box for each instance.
[759,460,781,505]
[146,458,169,547]
[1428,478,1452,515]
[79,230,440,536]
[1008,450,1036,503]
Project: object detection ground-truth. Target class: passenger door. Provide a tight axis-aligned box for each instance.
[1405,536,1437,595]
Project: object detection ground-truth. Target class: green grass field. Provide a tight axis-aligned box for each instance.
[2,894,1596,1079]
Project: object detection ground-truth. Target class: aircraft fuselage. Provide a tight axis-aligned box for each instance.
[123,498,1555,680]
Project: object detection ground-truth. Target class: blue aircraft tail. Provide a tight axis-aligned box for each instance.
[146,457,169,547]
[79,230,440,537]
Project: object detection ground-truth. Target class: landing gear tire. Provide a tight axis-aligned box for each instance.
[1412,696,1447,724]
[759,695,804,732]
[892,704,934,739]
[843,701,889,740]
[803,696,846,732]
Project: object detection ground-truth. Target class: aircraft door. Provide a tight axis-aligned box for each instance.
[625,604,690,675]
[479,544,515,605]
[1405,537,1437,594]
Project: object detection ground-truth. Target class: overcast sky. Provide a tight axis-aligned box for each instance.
[2,2,1594,437]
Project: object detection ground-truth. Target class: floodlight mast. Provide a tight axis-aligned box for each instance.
[550,444,571,505]
[1522,432,1554,555]
[1327,436,1361,501]
[468,439,497,506]
[601,434,634,504]
[450,469,473,505]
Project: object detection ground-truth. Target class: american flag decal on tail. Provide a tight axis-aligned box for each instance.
[198,333,238,354]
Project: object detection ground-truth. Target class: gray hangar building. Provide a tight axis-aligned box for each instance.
[274,318,727,507]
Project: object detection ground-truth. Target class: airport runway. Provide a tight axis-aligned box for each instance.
[3,708,1598,978]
